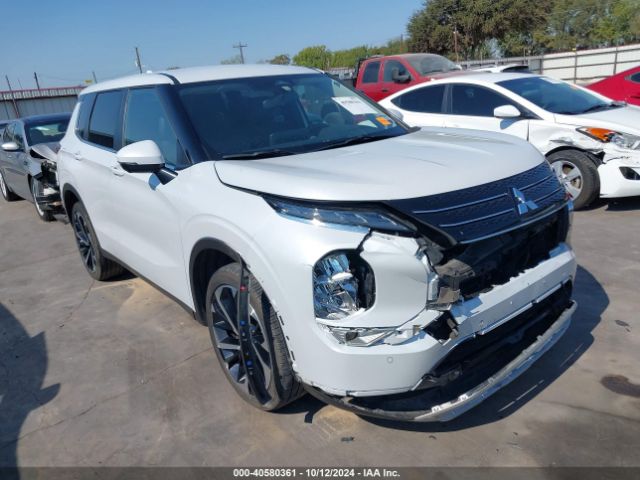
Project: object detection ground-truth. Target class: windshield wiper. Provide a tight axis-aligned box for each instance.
[221,149,297,160]
[579,103,619,114]
[313,134,398,152]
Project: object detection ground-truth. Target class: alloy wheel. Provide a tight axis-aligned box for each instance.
[210,284,272,403]
[0,171,7,198]
[31,180,45,216]
[72,210,97,273]
[551,160,582,200]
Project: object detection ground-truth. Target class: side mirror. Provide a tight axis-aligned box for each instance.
[386,108,404,121]
[392,71,411,84]
[2,141,19,152]
[494,105,521,119]
[116,140,164,173]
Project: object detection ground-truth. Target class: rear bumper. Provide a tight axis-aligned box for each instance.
[305,299,576,422]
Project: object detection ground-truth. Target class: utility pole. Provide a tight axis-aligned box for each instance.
[233,42,248,64]
[135,46,143,73]
[5,75,20,118]
[92,71,98,83]
[34,72,41,90]
[453,29,460,63]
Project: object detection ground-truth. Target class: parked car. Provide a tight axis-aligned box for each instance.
[472,63,531,73]
[588,65,640,106]
[381,72,640,209]
[57,65,576,421]
[353,53,463,101]
[0,113,70,221]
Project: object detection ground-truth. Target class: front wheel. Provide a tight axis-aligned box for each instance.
[31,178,54,222]
[70,201,124,280]
[205,263,304,411]
[0,169,19,202]
[548,150,599,210]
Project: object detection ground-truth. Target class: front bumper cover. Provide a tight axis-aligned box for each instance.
[305,299,576,422]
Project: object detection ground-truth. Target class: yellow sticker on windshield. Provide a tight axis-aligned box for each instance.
[376,116,392,126]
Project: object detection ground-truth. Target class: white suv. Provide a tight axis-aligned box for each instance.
[57,65,577,421]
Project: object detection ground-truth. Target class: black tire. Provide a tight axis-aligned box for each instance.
[30,178,54,222]
[70,201,124,281]
[205,262,304,411]
[0,169,19,202]
[548,150,599,210]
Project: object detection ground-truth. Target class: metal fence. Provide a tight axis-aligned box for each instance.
[0,86,84,121]
[460,43,640,84]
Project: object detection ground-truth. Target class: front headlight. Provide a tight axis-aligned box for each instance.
[313,252,375,321]
[577,127,640,150]
[265,197,414,233]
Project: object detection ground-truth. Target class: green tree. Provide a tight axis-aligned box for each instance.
[408,0,552,59]
[292,45,332,68]
[220,54,243,65]
[269,54,291,65]
[533,0,640,52]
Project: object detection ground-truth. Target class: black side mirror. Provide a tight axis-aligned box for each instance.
[392,69,411,84]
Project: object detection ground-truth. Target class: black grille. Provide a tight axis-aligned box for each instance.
[386,163,567,244]
[436,207,570,299]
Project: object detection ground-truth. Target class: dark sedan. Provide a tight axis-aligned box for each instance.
[0,113,70,221]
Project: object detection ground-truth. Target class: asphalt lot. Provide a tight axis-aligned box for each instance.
[1,195,639,468]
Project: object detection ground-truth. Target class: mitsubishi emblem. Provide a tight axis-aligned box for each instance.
[511,188,538,215]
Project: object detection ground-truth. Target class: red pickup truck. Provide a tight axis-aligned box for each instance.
[353,53,463,101]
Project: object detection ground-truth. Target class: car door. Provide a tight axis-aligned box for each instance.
[2,122,31,198]
[623,71,640,105]
[357,60,383,101]
[386,84,447,127]
[443,83,529,140]
[103,86,190,301]
[379,58,413,99]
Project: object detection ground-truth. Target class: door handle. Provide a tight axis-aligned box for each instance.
[73,151,83,161]
[111,165,125,177]
[381,88,389,93]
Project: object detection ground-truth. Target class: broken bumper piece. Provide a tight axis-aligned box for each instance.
[305,295,576,422]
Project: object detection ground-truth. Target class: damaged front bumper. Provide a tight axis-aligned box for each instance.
[598,153,640,198]
[306,295,576,422]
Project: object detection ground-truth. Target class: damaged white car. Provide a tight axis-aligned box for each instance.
[381,72,640,209]
[56,65,576,421]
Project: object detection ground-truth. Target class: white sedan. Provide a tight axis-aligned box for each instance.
[380,72,640,208]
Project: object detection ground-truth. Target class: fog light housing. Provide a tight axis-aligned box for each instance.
[313,252,375,320]
[323,325,395,347]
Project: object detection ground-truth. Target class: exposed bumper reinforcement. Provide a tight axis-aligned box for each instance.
[305,300,576,422]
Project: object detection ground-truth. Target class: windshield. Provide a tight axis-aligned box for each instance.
[406,54,459,76]
[26,119,69,145]
[177,73,407,159]
[498,76,616,115]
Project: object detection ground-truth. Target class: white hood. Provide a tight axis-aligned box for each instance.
[214,128,544,201]
[555,104,640,136]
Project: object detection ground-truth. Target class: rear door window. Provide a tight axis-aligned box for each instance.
[391,85,446,113]
[628,72,640,84]
[88,90,124,149]
[362,61,381,84]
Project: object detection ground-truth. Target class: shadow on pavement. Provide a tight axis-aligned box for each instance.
[605,196,640,212]
[0,303,60,478]
[290,265,607,432]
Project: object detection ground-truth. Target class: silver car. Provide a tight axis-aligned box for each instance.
[0,113,70,221]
